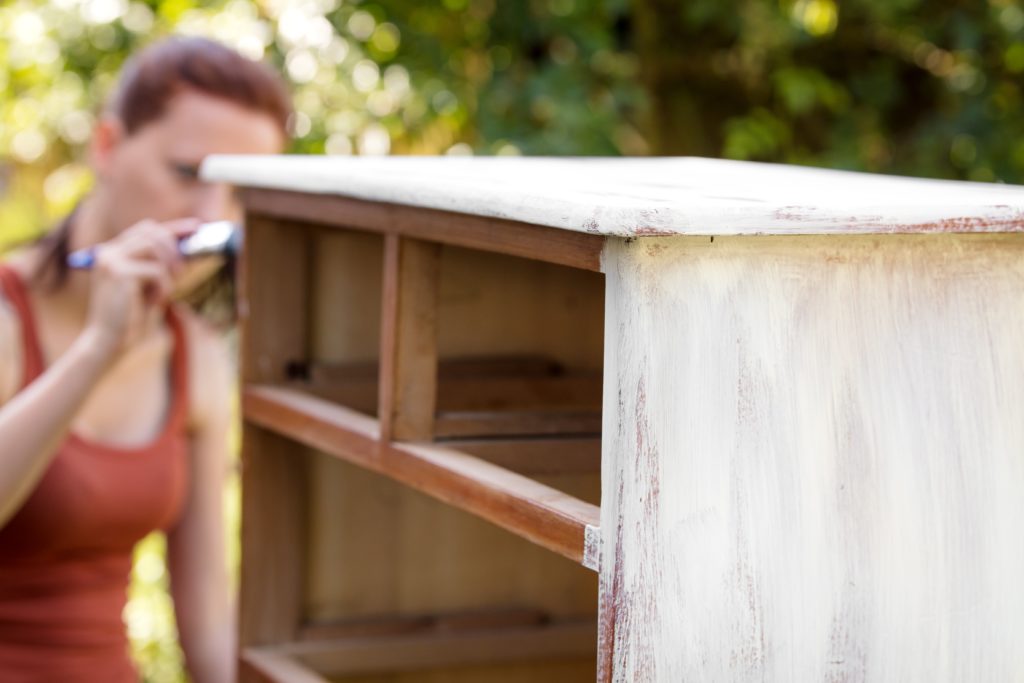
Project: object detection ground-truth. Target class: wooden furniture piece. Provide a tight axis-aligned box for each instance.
[203,156,1024,682]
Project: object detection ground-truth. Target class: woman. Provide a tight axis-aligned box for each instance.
[0,38,289,681]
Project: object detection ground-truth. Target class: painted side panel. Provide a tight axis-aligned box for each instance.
[599,234,1024,681]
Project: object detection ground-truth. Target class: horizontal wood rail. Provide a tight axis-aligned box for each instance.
[243,384,601,565]
[242,618,597,681]
[305,360,602,412]
[294,358,604,439]
[297,607,555,641]
[449,436,601,475]
[434,409,602,439]
[243,188,606,272]
[435,373,602,412]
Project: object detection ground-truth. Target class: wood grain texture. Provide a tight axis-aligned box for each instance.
[239,426,309,648]
[271,619,596,677]
[243,384,601,564]
[240,215,311,382]
[304,449,403,622]
[237,187,604,271]
[297,362,602,420]
[309,228,383,366]
[298,608,556,641]
[378,236,441,441]
[435,245,605,372]
[239,214,312,653]
[447,437,600,476]
[599,233,1024,681]
[302,452,599,635]
[434,372,602,413]
[433,409,602,439]
[324,661,596,683]
[206,156,1024,236]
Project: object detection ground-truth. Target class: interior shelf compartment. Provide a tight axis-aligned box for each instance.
[240,211,604,683]
[243,384,600,566]
[291,355,603,448]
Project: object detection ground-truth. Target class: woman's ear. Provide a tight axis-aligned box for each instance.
[89,116,125,179]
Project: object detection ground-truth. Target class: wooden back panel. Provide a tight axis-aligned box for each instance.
[310,228,385,366]
[305,456,598,621]
[436,245,605,371]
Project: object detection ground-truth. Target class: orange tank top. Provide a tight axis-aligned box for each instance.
[0,264,190,683]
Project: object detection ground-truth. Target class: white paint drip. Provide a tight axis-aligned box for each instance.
[584,524,601,572]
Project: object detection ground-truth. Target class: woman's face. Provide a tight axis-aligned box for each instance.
[94,88,285,242]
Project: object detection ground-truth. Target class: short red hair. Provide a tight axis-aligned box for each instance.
[33,37,290,292]
[109,36,291,136]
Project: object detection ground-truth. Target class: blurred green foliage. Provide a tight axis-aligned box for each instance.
[2,0,1023,680]
[635,0,1024,182]
[3,0,1023,249]
[0,0,647,249]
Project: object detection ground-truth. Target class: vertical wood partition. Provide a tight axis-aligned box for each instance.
[378,235,441,442]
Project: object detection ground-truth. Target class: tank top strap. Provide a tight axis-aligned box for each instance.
[0,262,189,434]
[162,305,190,434]
[0,263,45,388]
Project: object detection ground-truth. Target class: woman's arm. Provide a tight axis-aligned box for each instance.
[166,313,235,683]
[0,304,119,525]
[0,219,192,527]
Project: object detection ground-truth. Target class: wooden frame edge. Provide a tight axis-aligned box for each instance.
[242,187,606,272]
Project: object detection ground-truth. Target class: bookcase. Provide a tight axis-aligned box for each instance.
[204,156,1024,682]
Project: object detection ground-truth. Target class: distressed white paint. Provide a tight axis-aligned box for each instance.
[599,233,1024,681]
[584,524,602,572]
[202,155,1024,236]
[222,156,1024,679]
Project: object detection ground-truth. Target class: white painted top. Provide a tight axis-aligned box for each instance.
[202,155,1024,236]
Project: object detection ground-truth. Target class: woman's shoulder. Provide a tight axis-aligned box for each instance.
[171,304,234,433]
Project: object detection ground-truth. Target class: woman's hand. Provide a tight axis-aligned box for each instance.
[84,217,199,356]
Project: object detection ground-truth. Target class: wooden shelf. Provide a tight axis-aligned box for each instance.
[243,384,601,566]
[241,618,597,681]
[447,437,600,476]
[434,409,601,439]
[296,607,559,641]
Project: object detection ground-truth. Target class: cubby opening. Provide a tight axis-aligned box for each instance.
[293,452,598,682]
[432,245,604,500]
[277,225,385,418]
[241,213,607,683]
